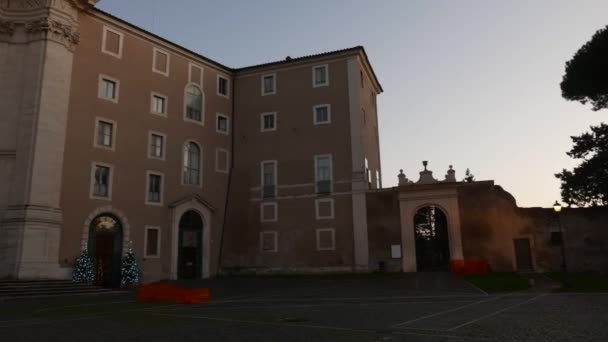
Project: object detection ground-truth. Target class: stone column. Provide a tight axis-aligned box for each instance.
[0,0,97,279]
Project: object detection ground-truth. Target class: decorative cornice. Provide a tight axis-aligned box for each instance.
[25,17,80,48]
[0,20,15,36]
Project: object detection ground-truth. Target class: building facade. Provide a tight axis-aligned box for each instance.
[2,1,604,286]
[0,0,383,284]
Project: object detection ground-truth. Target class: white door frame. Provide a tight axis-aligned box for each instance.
[170,199,212,279]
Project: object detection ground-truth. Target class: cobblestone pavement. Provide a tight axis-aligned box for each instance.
[0,274,606,342]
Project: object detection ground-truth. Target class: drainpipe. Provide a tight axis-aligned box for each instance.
[217,71,236,276]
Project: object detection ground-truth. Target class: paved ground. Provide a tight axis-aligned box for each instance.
[1,273,607,341]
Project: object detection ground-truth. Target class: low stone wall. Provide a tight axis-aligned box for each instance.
[366,181,608,274]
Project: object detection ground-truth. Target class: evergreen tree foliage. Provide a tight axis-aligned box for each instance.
[72,248,95,284]
[555,123,608,207]
[120,243,140,288]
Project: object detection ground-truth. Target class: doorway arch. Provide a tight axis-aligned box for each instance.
[177,210,204,279]
[87,214,123,288]
[414,206,450,271]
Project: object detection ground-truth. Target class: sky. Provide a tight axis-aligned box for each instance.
[98,0,607,208]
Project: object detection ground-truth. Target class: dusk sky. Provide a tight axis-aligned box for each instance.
[99,0,607,207]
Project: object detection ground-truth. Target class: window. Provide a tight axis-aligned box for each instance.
[146,172,163,205]
[313,64,329,87]
[315,155,332,194]
[101,26,123,58]
[313,105,331,125]
[261,73,276,95]
[98,75,119,102]
[185,85,203,123]
[217,75,229,97]
[148,132,165,160]
[183,142,201,186]
[376,170,381,189]
[316,228,335,251]
[260,202,278,222]
[261,160,277,198]
[152,48,170,76]
[151,93,167,116]
[189,63,203,85]
[215,148,229,173]
[261,112,277,132]
[260,231,278,252]
[91,163,112,200]
[315,198,334,220]
[94,118,115,150]
[216,113,229,134]
[144,227,161,258]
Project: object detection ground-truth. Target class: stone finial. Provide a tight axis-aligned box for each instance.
[444,165,456,182]
[417,161,438,184]
[398,169,409,185]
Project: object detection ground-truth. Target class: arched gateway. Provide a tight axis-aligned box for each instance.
[398,162,464,272]
[414,206,450,271]
[87,214,123,288]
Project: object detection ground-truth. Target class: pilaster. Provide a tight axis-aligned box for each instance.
[0,0,94,279]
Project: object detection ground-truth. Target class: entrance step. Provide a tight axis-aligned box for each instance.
[519,272,560,292]
[0,280,128,302]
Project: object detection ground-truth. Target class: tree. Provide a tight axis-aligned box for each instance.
[463,168,475,182]
[555,123,608,206]
[120,243,140,288]
[72,248,95,284]
[561,25,608,111]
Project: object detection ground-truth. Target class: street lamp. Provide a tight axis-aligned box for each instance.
[553,201,571,288]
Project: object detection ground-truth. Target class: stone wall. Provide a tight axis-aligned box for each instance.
[367,180,608,274]
[366,189,402,272]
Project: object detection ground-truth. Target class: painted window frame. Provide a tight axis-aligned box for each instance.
[260,160,278,198]
[260,202,278,223]
[313,104,331,125]
[376,170,381,189]
[144,226,162,259]
[216,113,230,135]
[316,228,336,251]
[90,161,114,201]
[312,64,329,88]
[217,75,230,98]
[260,231,278,253]
[315,198,335,220]
[181,140,203,187]
[261,73,277,96]
[314,154,333,193]
[145,170,164,206]
[101,26,124,59]
[150,92,168,117]
[152,47,171,77]
[98,74,120,103]
[188,62,204,86]
[260,112,277,132]
[93,117,117,151]
[183,83,205,126]
[147,131,166,161]
[215,147,230,174]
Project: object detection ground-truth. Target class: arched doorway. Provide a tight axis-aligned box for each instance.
[178,210,203,279]
[87,214,123,288]
[414,206,450,271]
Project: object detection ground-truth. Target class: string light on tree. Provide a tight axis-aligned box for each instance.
[72,248,95,284]
[120,241,140,288]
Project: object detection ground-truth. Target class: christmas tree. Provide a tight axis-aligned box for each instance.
[72,248,95,284]
[120,242,140,288]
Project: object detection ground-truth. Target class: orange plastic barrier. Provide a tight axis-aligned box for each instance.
[450,259,491,276]
[137,284,210,304]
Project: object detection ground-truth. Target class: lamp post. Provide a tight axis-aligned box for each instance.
[553,201,571,288]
